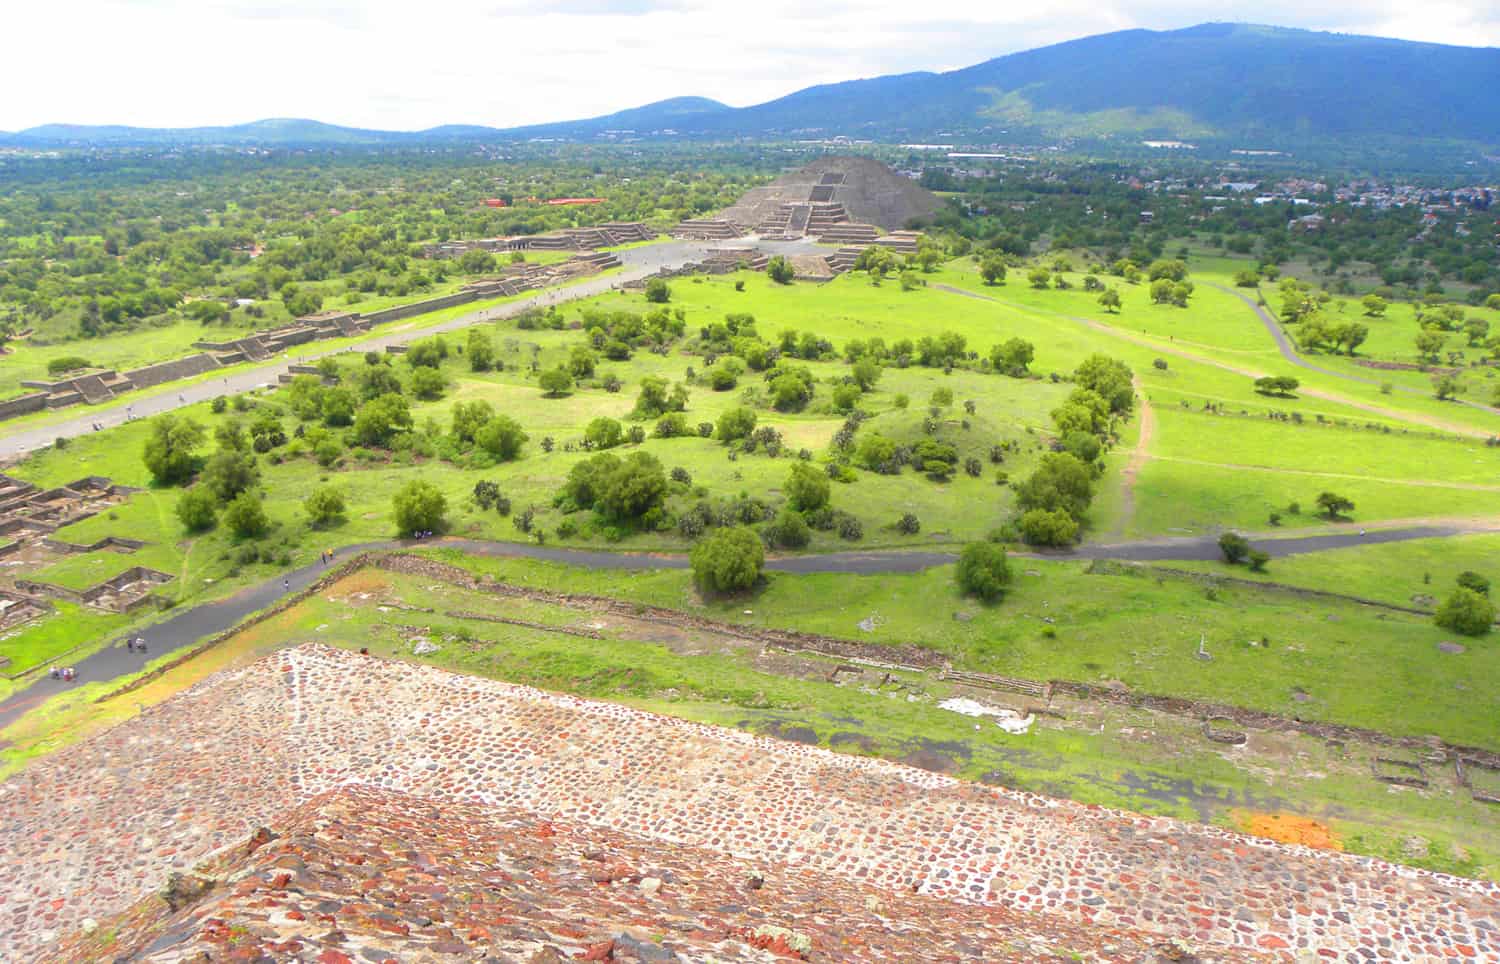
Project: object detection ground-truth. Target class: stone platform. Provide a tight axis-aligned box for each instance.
[2,643,1497,961]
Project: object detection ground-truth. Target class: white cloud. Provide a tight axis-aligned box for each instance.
[2,0,1496,131]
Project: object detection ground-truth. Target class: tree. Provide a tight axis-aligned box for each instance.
[409,366,447,400]
[405,336,448,368]
[1218,532,1250,564]
[200,449,260,503]
[990,338,1034,377]
[1074,355,1134,413]
[766,256,794,284]
[1456,571,1491,596]
[1332,322,1369,355]
[1148,259,1188,282]
[690,525,764,593]
[633,375,686,418]
[1464,317,1490,347]
[358,364,404,401]
[304,486,346,526]
[467,329,496,371]
[450,399,494,444]
[1433,374,1465,400]
[1434,587,1494,636]
[764,508,811,548]
[353,393,412,446]
[851,356,882,390]
[1027,266,1052,289]
[539,366,573,397]
[142,415,206,485]
[856,433,896,471]
[322,387,356,426]
[644,278,671,303]
[1149,278,1176,304]
[568,345,597,378]
[1254,375,1300,397]
[785,462,831,512]
[1097,288,1122,313]
[584,416,624,450]
[1015,453,1094,519]
[223,492,270,538]
[978,256,1007,285]
[955,542,1012,602]
[596,451,667,521]
[716,406,757,442]
[175,488,217,532]
[770,371,813,412]
[1415,330,1446,361]
[1018,508,1079,546]
[1315,491,1354,519]
[475,415,528,460]
[1247,549,1270,572]
[285,374,325,421]
[392,480,447,536]
[1361,294,1388,317]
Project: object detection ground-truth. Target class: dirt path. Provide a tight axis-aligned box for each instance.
[933,283,1494,439]
[1108,376,1154,539]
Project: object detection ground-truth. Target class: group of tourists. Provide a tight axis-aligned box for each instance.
[48,666,76,682]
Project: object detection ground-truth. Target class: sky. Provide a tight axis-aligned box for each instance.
[4,0,1498,131]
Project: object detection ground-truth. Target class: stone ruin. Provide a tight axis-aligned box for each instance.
[420,222,655,259]
[714,157,940,239]
[0,475,135,553]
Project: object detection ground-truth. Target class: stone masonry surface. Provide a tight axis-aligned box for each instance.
[2,643,1498,962]
[45,785,1192,962]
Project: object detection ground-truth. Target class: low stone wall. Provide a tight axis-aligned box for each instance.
[0,392,48,421]
[124,353,221,390]
[363,291,477,326]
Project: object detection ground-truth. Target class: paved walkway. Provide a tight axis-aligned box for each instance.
[4,522,1493,731]
[0,239,814,461]
[4,643,1497,960]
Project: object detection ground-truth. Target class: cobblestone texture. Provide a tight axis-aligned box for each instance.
[3,643,1498,962]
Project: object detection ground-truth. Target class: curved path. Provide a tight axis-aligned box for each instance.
[5,521,1496,731]
[1210,282,1499,418]
[0,238,815,460]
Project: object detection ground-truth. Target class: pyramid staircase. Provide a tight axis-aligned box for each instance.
[671,218,746,240]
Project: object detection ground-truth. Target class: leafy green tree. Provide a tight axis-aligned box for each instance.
[1457,571,1491,596]
[690,526,764,593]
[644,278,671,303]
[1435,587,1494,636]
[1464,317,1490,347]
[450,399,494,444]
[175,488,217,532]
[285,374,325,421]
[856,432,896,470]
[1254,375,1300,396]
[633,375,687,417]
[978,256,1007,285]
[409,366,447,400]
[559,453,619,510]
[405,336,448,368]
[715,406,757,442]
[1332,322,1369,355]
[596,451,667,521]
[990,338,1034,377]
[200,449,260,503]
[354,394,412,446]
[1415,329,1446,361]
[1097,288,1122,313]
[1018,508,1078,546]
[142,415,206,485]
[392,480,447,535]
[955,542,1012,602]
[358,364,404,401]
[1014,453,1094,518]
[1315,491,1355,519]
[765,508,811,548]
[1433,373,1465,400]
[831,383,862,412]
[1061,431,1102,463]
[223,492,270,538]
[467,329,496,371]
[784,462,831,512]
[568,345,598,378]
[1027,266,1052,289]
[1073,355,1134,413]
[1361,293,1388,317]
[584,416,625,450]
[322,387,356,426]
[851,356,882,390]
[475,415,528,460]
[1218,532,1250,564]
[1247,549,1270,572]
[766,256,794,284]
[539,366,574,397]
[304,486,346,526]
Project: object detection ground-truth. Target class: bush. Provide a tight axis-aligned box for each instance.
[1218,532,1250,565]
[831,383,861,412]
[47,355,91,375]
[784,462,830,512]
[896,512,920,535]
[955,542,1012,602]
[596,451,667,521]
[539,367,574,397]
[670,466,692,486]
[1247,549,1270,572]
[175,489,217,532]
[1435,588,1495,636]
[142,415,207,486]
[223,492,270,538]
[691,525,765,593]
[475,415,528,461]
[654,412,689,438]
[409,366,447,400]
[314,439,343,467]
[644,278,671,303]
[211,396,228,414]
[1456,571,1491,596]
[837,514,863,541]
[716,406,757,442]
[584,417,624,450]
[392,480,447,536]
[304,486,346,526]
[1018,508,1078,546]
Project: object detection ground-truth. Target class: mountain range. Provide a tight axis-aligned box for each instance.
[5,24,1497,149]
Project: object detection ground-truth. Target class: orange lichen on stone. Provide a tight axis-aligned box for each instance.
[1235,810,1343,851]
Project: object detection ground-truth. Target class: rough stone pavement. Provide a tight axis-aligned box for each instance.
[45,785,1201,962]
[2,643,1498,962]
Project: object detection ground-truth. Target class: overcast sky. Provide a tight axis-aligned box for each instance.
[4,1,1498,131]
